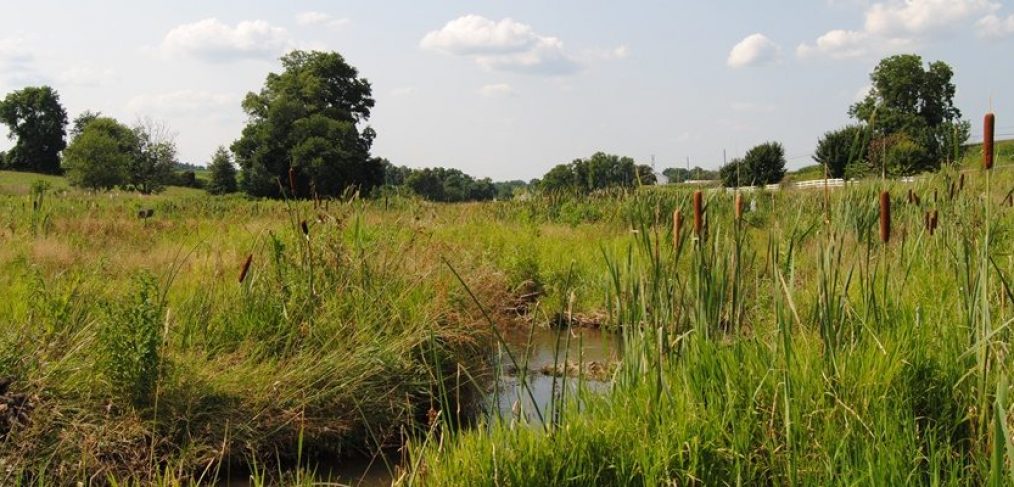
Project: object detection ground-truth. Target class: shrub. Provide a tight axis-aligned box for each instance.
[99,273,164,409]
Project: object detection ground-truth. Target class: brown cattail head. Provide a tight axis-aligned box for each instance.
[673,209,683,251]
[238,254,253,283]
[914,193,921,206]
[984,112,995,170]
[949,182,956,200]
[930,210,938,235]
[692,191,703,237]
[288,167,297,196]
[300,220,309,236]
[907,189,914,205]
[734,193,744,221]
[959,173,965,191]
[879,191,891,243]
[924,211,931,233]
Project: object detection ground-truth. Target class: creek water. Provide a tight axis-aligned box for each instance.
[221,326,620,486]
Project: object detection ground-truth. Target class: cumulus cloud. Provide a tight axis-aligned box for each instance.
[865,0,998,36]
[161,18,293,62]
[126,90,240,116]
[478,83,516,97]
[421,15,581,75]
[800,0,1001,60]
[727,34,781,68]
[977,13,1014,38]
[296,12,350,29]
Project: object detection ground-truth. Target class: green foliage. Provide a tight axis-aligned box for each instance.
[70,110,101,139]
[206,146,238,195]
[540,152,652,193]
[662,166,718,183]
[99,273,164,409]
[126,119,178,194]
[0,86,68,174]
[720,141,787,187]
[847,54,968,173]
[63,117,136,190]
[814,125,869,178]
[232,50,381,198]
[393,166,500,202]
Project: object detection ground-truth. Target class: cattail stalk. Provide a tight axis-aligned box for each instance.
[673,209,683,252]
[879,191,891,243]
[984,112,995,170]
[238,254,253,283]
[693,191,703,237]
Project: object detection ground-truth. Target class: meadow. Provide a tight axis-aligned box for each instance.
[0,145,1012,485]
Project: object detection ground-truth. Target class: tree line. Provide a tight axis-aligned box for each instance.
[1,52,972,198]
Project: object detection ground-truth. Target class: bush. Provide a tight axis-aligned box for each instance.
[814,125,868,178]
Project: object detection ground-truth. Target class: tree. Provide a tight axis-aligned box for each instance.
[848,54,967,174]
[128,118,177,194]
[539,152,647,193]
[232,50,379,198]
[814,125,868,179]
[720,142,786,187]
[206,146,238,195]
[0,86,68,174]
[70,110,102,139]
[63,117,136,190]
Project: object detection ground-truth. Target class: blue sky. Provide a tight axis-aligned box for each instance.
[1,0,1012,180]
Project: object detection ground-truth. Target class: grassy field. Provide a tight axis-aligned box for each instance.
[1,162,1013,485]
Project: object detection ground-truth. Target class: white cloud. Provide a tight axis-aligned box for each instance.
[161,18,293,62]
[478,83,516,97]
[800,0,1001,60]
[421,15,580,75]
[126,90,239,116]
[296,12,350,29]
[587,45,630,61]
[865,0,998,37]
[727,34,781,68]
[977,13,1014,38]
[797,29,873,58]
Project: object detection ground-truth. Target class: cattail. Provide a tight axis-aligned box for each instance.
[949,182,956,200]
[907,189,914,204]
[693,191,704,237]
[914,193,921,206]
[300,220,309,236]
[673,209,683,252]
[984,112,995,170]
[879,191,891,243]
[288,167,297,196]
[930,210,938,235]
[959,173,965,191]
[238,254,253,283]
[734,193,744,221]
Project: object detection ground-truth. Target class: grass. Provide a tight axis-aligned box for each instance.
[1,164,1013,485]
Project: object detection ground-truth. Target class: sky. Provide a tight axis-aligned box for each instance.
[2,0,1013,181]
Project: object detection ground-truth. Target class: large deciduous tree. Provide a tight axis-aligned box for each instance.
[63,117,136,190]
[848,54,968,175]
[232,50,381,198]
[128,118,178,194]
[0,86,68,174]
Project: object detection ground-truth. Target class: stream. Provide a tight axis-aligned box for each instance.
[222,326,620,486]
